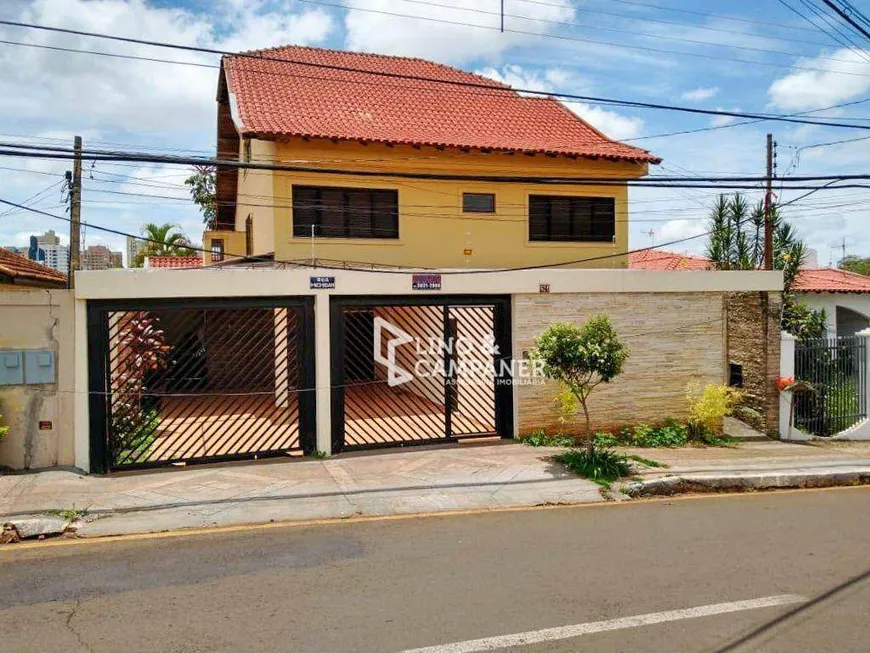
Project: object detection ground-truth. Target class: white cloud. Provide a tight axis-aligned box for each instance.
[657,219,708,245]
[477,65,644,140]
[0,0,334,251]
[680,86,719,102]
[343,0,574,64]
[0,0,333,135]
[562,102,644,141]
[768,48,870,110]
[710,108,740,127]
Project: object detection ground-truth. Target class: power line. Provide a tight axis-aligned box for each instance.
[296,0,870,77]
[627,96,870,142]
[513,0,840,48]
[821,0,870,42]
[326,0,867,65]
[778,0,870,61]
[3,21,870,130]
[6,142,870,188]
[0,196,781,276]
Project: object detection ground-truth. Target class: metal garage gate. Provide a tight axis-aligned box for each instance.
[87,297,315,472]
[330,296,513,452]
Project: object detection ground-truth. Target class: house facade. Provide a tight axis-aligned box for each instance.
[0,49,786,474]
[203,46,659,268]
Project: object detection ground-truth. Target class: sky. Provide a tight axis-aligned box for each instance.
[1,0,870,266]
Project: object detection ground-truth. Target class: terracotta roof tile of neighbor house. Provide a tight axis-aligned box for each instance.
[222,46,661,163]
[628,248,713,271]
[0,247,67,286]
[791,267,870,293]
[145,256,203,269]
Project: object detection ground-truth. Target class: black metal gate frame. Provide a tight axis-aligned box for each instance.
[87,296,316,473]
[329,295,513,453]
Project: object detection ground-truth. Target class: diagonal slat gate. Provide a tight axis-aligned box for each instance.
[331,296,512,452]
[88,298,315,472]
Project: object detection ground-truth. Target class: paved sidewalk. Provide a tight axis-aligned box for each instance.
[4,425,870,539]
[0,443,602,538]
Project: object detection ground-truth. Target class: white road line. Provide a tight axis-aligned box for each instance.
[400,594,806,653]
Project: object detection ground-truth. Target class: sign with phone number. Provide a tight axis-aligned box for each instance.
[412,274,442,291]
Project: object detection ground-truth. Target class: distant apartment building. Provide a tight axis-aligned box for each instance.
[81,244,123,270]
[126,235,145,267]
[26,230,70,273]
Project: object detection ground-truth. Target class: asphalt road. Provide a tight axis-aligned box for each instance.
[2,487,870,652]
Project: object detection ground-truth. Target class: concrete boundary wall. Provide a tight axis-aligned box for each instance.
[0,290,75,470]
[20,268,784,473]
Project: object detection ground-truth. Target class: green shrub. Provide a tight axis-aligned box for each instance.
[521,428,575,448]
[554,447,631,488]
[112,407,160,466]
[592,430,620,448]
[595,420,688,448]
[0,412,8,442]
[686,382,742,438]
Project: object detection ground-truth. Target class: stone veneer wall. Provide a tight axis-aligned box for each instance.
[725,292,782,436]
[514,292,727,435]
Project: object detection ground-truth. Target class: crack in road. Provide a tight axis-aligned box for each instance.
[63,599,92,653]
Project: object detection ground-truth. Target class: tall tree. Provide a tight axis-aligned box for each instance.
[133,223,194,267]
[838,255,870,276]
[705,193,826,339]
[184,165,217,228]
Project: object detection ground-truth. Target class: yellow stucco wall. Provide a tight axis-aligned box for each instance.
[203,229,247,264]
[212,137,650,268]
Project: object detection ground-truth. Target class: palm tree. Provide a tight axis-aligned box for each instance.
[704,193,825,339]
[133,223,193,267]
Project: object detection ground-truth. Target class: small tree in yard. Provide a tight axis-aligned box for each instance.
[531,316,629,455]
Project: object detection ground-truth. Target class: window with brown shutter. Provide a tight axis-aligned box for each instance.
[292,185,398,239]
[528,195,616,242]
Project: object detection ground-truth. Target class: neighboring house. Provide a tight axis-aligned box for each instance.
[0,247,67,289]
[203,46,660,268]
[144,255,203,269]
[630,248,870,338]
[792,268,870,338]
[627,248,712,271]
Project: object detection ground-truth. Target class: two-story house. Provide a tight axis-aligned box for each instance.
[65,46,782,475]
[203,46,660,267]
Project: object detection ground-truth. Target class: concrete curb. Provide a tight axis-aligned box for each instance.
[623,468,870,497]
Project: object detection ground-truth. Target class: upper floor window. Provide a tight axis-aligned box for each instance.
[462,192,495,213]
[292,186,399,239]
[211,238,225,262]
[528,195,616,242]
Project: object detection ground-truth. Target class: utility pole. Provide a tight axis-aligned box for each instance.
[763,133,774,270]
[68,135,82,289]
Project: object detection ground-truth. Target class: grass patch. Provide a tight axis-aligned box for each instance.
[553,447,631,489]
[46,505,88,521]
[627,454,666,468]
[521,429,575,448]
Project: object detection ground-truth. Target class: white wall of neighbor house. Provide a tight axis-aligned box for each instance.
[799,292,870,338]
[60,268,782,469]
[0,290,75,470]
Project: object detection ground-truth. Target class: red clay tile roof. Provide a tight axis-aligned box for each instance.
[222,46,660,164]
[0,247,67,287]
[629,249,870,293]
[628,248,713,271]
[145,256,203,269]
[791,268,870,293]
